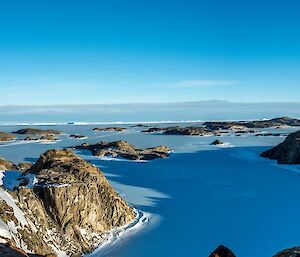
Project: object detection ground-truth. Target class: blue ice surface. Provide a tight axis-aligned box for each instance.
[0,124,300,257]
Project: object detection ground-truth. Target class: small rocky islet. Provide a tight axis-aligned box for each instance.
[93,127,126,132]
[73,140,172,161]
[0,149,136,256]
[210,139,225,145]
[69,134,87,139]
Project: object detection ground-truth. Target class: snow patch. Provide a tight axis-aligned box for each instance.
[0,188,28,227]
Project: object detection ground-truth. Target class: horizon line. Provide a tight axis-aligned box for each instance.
[1,100,300,108]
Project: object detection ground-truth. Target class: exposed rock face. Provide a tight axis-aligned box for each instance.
[164,126,212,136]
[209,245,236,257]
[74,140,172,160]
[273,246,300,257]
[0,149,135,256]
[16,162,33,172]
[12,128,61,136]
[260,131,300,164]
[93,127,126,132]
[0,240,31,257]
[0,132,16,142]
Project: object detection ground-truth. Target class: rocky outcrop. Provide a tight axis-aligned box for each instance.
[93,127,126,132]
[273,246,300,257]
[16,162,33,172]
[131,124,148,128]
[0,157,32,172]
[0,158,17,170]
[0,149,135,256]
[204,117,300,130]
[204,122,249,131]
[211,140,225,145]
[255,133,281,137]
[143,126,213,136]
[12,128,61,136]
[209,245,236,257]
[164,126,213,136]
[0,132,16,142]
[260,131,300,164]
[69,134,86,139]
[74,140,172,160]
[142,127,165,133]
[39,135,57,141]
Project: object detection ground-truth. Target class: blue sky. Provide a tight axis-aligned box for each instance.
[0,0,300,105]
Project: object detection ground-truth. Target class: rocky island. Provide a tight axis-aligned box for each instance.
[0,132,16,142]
[204,117,300,130]
[131,124,148,128]
[141,117,300,137]
[142,127,166,133]
[93,127,126,132]
[164,126,212,136]
[74,140,172,160]
[69,134,87,139]
[12,128,61,136]
[260,130,300,164]
[0,149,136,256]
[210,140,225,145]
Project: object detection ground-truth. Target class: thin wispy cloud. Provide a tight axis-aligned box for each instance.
[161,80,238,88]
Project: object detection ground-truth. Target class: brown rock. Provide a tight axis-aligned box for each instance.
[0,132,16,142]
[0,149,135,256]
[0,157,17,170]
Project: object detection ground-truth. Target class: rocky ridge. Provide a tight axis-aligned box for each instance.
[0,149,136,256]
[261,130,300,164]
[204,117,300,130]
